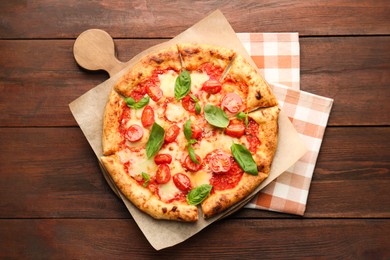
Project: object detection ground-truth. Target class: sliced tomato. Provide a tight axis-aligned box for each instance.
[225,119,245,138]
[209,151,232,173]
[191,124,203,140]
[155,164,171,184]
[125,124,144,142]
[154,154,172,165]
[172,173,192,192]
[221,93,243,113]
[181,94,196,112]
[202,79,222,94]
[183,154,202,172]
[145,82,163,102]
[141,105,154,127]
[164,124,180,143]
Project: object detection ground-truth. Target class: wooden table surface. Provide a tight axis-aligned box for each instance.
[1,1,389,258]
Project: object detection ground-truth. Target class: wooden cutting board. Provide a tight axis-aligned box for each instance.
[73,29,127,77]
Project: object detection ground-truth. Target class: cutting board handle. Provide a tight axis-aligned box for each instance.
[73,29,126,77]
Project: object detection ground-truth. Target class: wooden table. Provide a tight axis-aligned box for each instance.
[1,1,389,258]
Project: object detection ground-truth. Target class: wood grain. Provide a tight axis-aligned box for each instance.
[0,37,389,127]
[1,1,390,38]
[1,127,388,219]
[1,219,388,258]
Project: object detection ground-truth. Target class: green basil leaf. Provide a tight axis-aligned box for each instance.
[184,119,192,141]
[186,184,213,206]
[236,111,246,120]
[188,146,200,164]
[124,96,150,109]
[142,172,150,187]
[188,139,198,145]
[236,111,249,127]
[231,143,258,175]
[146,123,165,159]
[195,102,201,114]
[204,104,229,128]
[189,93,199,102]
[175,70,191,100]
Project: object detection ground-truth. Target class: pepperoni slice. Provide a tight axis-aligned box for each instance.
[164,124,180,143]
[125,124,144,142]
[181,94,196,112]
[202,79,222,94]
[145,82,163,102]
[183,154,202,172]
[154,154,172,165]
[141,105,154,127]
[209,151,232,173]
[172,173,192,192]
[191,124,203,140]
[221,93,243,113]
[155,164,171,184]
[225,119,245,138]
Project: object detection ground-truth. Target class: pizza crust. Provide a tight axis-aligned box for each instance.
[201,106,279,218]
[115,45,182,97]
[100,154,199,222]
[102,90,125,155]
[225,54,278,110]
[177,43,235,75]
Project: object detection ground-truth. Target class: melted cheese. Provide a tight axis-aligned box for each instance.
[165,102,188,122]
[158,181,181,202]
[190,72,209,93]
[158,71,177,98]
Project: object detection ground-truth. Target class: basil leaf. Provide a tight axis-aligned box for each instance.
[189,94,199,102]
[186,184,213,206]
[236,111,246,120]
[236,111,249,127]
[188,139,198,145]
[195,102,201,114]
[124,96,150,109]
[142,172,150,187]
[184,119,192,141]
[146,123,165,159]
[188,146,200,164]
[204,104,229,128]
[175,70,191,100]
[231,143,258,175]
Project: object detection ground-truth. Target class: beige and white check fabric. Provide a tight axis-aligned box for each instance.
[237,33,333,215]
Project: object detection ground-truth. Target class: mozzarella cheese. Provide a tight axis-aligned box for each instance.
[190,72,209,93]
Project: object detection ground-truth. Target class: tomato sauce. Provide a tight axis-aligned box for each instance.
[210,161,244,191]
[198,62,224,80]
[245,118,261,153]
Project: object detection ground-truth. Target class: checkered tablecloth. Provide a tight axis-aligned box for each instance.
[237,33,333,215]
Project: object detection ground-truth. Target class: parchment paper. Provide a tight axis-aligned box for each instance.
[69,10,307,250]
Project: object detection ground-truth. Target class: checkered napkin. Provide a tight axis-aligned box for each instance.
[237,33,334,215]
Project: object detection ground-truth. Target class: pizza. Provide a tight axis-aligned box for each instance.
[100,43,279,222]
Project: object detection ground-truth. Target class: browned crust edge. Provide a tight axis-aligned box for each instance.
[100,154,199,222]
[201,106,279,218]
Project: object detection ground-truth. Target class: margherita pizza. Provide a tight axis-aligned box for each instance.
[100,43,279,222]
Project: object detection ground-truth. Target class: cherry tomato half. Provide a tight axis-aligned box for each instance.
[141,105,154,127]
[202,79,222,94]
[191,124,203,140]
[145,82,163,102]
[172,173,192,192]
[125,124,144,142]
[183,154,202,172]
[209,151,232,173]
[221,93,243,113]
[181,94,197,113]
[164,124,180,143]
[225,119,245,138]
[154,154,172,165]
[155,164,171,184]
